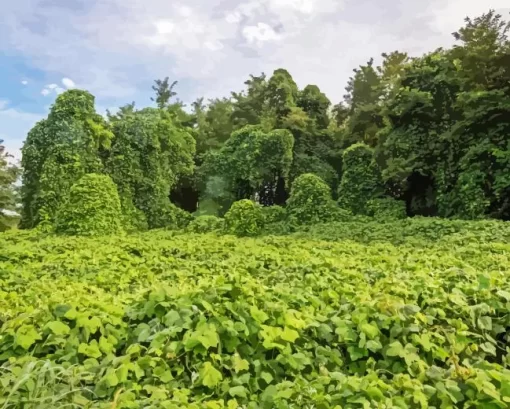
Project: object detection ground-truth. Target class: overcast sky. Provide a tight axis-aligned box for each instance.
[1,0,509,161]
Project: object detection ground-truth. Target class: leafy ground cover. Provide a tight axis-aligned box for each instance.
[2,219,510,408]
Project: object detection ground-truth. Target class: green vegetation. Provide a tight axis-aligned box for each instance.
[224,199,264,237]
[2,7,510,409]
[9,10,509,228]
[54,173,123,236]
[0,139,19,231]
[3,219,510,408]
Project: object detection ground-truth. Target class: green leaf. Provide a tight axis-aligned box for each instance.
[15,325,42,350]
[347,346,366,361]
[497,290,510,301]
[102,369,119,387]
[233,354,250,373]
[360,322,379,339]
[366,386,384,401]
[366,339,383,352]
[200,362,223,388]
[250,306,269,323]
[477,316,492,331]
[261,371,274,384]
[281,327,299,343]
[386,341,403,357]
[46,320,71,336]
[229,386,247,398]
[480,342,497,356]
[78,340,102,359]
[99,336,115,354]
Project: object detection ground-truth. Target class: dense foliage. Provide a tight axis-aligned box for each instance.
[4,8,510,408]
[187,215,224,234]
[287,173,347,225]
[3,218,510,408]
[0,139,19,231]
[20,91,113,228]
[337,143,383,214]
[14,10,510,226]
[223,199,264,236]
[54,173,123,236]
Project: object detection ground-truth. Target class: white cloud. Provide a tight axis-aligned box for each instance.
[55,87,65,94]
[47,84,58,90]
[0,99,8,110]
[21,80,28,85]
[41,89,51,96]
[243,23,281,46]
[62,77,75,88]
[0,0,508,106]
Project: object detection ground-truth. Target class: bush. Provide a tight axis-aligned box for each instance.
[262,205,287,224]
[287,173,340,225]
[224,199,264,236]
[187,215,224,233]
[55,173,123,236]
[367,198,407,220]
[338,143,383,214]
[146,200,192,230]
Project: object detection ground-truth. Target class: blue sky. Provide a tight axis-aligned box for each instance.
[1,0,509,162]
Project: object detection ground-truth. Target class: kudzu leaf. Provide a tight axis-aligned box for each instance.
[366,386,384,401]
[15,325,42,350]
[250,306,269,323]
[46,320,70,336]
[229,386,247,398]
[200,362,223,388]
[360,322,379,339]
[366,340,382,352]
[477,316,492,331]
[386,341,403,357]
[281,327,299,343]
[78,340,102,358]
[261,371,274,384]
[233,354,250,373]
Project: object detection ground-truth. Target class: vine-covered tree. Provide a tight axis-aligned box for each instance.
[20,90,113,228]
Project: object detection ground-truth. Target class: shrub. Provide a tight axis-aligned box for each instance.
[187,215,224,233]
[146,200,192,230]
[367,198,407,220]
[338,143,383,214]
[224,199,264,236]
[262,205,287,224]
[287,173,340,225]
[55,173,123,236]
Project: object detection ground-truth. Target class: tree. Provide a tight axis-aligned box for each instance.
[338,143,383,214]
[20,90,113,228]
[0,140,20,230]
[106,107,196,229]
[200,125,294,208]
[151,77,178,109]
[297,85,331,129]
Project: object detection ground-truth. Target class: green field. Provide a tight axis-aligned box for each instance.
[2,219,510,408]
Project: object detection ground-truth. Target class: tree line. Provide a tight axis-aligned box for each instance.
[1,10,509,232]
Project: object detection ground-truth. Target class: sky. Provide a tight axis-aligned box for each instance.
[1,0,509,162]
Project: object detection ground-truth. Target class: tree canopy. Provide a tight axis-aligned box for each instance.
[13,9,510,232]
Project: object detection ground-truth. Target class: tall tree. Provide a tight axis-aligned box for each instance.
[106,107,196,229]
[20,90,113,228]
[151,77,178,109]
